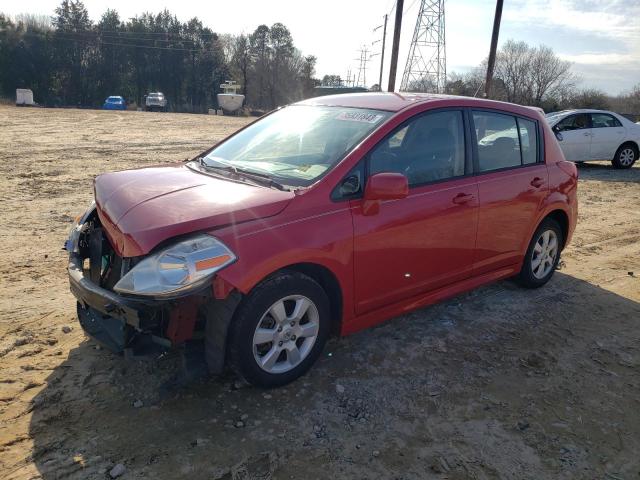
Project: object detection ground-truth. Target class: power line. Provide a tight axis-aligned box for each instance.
[387,0,398,16]
[404,0,420,14]
[56,31,203,44]
[18,30,206,52]
[85,28,218,37]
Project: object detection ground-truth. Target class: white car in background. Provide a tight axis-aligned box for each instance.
[545,110,640,168]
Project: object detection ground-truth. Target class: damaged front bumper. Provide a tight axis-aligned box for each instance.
[68,252,169,353]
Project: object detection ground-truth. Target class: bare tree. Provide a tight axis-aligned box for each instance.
[528,45,577,105]
[568,88,609,110]
[493,40,576,106]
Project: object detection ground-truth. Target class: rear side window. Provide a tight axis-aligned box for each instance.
[590,113,622,128]
[517,118,538,165]
[473,112,522,172]
[369,110,466,186]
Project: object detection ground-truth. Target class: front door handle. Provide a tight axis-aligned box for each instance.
[452,193,475,205]
[583,131,592,136]
[530,177,545,188]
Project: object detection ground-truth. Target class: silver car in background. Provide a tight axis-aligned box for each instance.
[145,92,167,112]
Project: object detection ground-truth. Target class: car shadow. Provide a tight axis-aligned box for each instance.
[576,160,640,182]
[27,272,640,479]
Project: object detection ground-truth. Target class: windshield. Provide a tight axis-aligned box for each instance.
[202,105,390,187]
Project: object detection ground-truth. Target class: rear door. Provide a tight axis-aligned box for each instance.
[554,113,592,161]
[471,111,548,275]
[589,112,625,160]
[350,109,478,314]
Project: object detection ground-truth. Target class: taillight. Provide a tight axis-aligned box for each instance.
[557,160,578,179]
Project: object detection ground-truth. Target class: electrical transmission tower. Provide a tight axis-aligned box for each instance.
[355,47,369,88]
[400,0,446,93]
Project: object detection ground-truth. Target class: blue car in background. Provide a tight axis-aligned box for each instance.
[102,96,126,110]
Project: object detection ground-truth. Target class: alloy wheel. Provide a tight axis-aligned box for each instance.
[531,229,558,279]
[252,295,320,374]
[619,148,635,167]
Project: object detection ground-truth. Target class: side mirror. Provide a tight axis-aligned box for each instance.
[362,172,408,215]
[340,174,360,196]
[551,125,563,141]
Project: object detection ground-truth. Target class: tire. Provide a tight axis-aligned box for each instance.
[227,271,330,388]
[517,218,563,288]
[612,143,638,169]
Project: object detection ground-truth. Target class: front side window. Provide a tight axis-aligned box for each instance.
[369,110,466,186]
[474,112,522,171]
[203,106,390,187]
[590,113,622,128]
[555,113,590,132]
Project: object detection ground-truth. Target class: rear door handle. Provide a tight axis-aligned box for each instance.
[530,177,545,188]
[452,193,475,204]
[583,131,592,136]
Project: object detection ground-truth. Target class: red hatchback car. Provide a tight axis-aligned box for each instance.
[66,93,578,387]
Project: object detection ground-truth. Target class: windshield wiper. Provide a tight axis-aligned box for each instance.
[198,158,288,191]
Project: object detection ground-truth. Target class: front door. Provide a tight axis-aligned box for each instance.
[554,113,592,162]
[351,109,478,314]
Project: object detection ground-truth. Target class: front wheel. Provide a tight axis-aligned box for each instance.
[612,143,638,169]
[517,218,563,288]
[227,271,330,388]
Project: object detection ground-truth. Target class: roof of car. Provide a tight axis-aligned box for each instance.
[296,92,541,115]
[548,109,618,116]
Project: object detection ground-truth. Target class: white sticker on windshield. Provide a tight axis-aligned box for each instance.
[336,111,384,124]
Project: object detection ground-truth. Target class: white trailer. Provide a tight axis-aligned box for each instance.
[16,89,35,106]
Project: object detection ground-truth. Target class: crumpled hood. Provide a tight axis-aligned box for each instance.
[94,164,294,257]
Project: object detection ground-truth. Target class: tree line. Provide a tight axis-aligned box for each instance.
[2,3,639,116]
[0,0,318,112]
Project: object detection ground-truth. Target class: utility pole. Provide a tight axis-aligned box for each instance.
[388,0,404,92]
[484,0,503,98]
[374,14,388,91]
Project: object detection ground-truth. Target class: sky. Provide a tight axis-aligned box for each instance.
[3,0,639,95]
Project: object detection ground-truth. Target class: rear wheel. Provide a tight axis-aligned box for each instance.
[517,218,563,288]
[612,143,637,169]
[227,271,330,388]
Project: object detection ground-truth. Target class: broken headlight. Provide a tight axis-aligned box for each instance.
[113,234,236,298]
[64,201,96,253]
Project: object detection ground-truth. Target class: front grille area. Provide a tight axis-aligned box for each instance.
[81,217,130,292]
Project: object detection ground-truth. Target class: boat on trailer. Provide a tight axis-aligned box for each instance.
[217,81,244,114]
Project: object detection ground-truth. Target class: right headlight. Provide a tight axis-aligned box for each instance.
[114,234,236,298]
[64,201,96,254]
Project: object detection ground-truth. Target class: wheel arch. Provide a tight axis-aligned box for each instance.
[205,261,345,375]
[618,140,639,154]
[545,209,570,249]
[273,262,344,337]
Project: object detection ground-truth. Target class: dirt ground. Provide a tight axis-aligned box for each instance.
[0,105,639,480]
